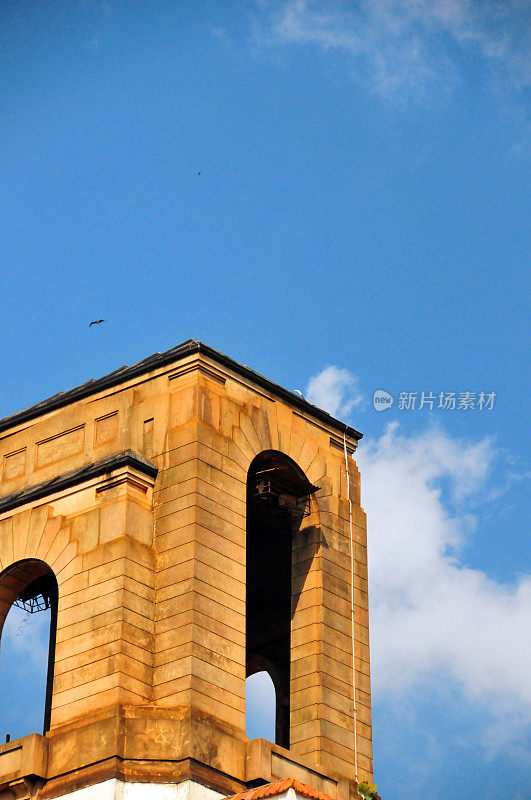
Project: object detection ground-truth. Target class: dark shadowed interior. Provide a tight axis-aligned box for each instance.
[246,451,318,748]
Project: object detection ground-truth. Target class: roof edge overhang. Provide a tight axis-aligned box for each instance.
[224,777,338,800]
[0,339,363,441]
[0,450,158,515]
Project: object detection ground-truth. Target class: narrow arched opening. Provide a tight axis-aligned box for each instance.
[245,670,276,742]
[0,560,58,739]
[246,451,318,749]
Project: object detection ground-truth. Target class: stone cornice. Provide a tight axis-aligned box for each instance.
[0,339,363,441]
[0,450,158,514]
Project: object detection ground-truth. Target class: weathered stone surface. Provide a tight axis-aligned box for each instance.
[0,344,372,797]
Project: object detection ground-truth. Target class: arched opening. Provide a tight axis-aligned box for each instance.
[245,670,276,742]
[246,451,318,749]
[0,560,58,738]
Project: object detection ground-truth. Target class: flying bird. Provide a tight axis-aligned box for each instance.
[197,171,201,176]
[89,319,105,327]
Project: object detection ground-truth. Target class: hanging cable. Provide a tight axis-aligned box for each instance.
[344,427,359,781]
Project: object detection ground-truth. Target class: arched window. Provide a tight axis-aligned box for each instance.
[246,451,318,748]
[0,560,58,739]
[245,670,276,741]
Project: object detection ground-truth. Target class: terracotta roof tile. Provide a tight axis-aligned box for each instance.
[225,778,336,800]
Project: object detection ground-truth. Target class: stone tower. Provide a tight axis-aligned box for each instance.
[0,340,373,800]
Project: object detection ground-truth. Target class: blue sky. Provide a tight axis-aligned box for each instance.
[0,2,529,798]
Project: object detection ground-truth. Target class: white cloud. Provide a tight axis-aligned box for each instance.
[255,0,531,98]
[358,423,531,712]
[306,365,364,417]
[305,366,531,755]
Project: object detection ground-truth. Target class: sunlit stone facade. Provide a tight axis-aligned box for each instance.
[0,340,373,800]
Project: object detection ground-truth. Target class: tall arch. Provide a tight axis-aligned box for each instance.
[246,450,318,749]
[0,559,58,734]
